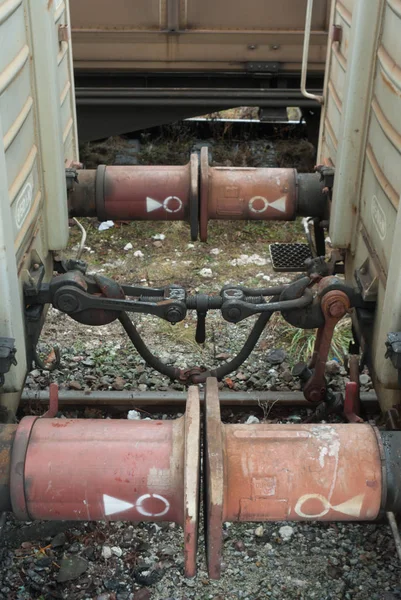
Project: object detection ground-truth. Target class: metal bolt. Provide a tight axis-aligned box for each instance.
[328,300,346,318]
[227,308,241,322]
[166,308,183,323]
[57,293,79,314]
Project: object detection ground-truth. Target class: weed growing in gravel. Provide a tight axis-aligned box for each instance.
[279,318,353,364]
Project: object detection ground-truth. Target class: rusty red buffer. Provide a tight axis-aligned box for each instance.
[1,379,401,578]
[68,148,326,241]
[203,378,401,578]
[0,385,200,577]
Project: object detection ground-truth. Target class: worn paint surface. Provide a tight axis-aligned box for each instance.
[204,378,383,579]
[223,423,382,522]
[8,388,200,577]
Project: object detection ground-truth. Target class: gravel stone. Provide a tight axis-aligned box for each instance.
[326,360,341,375]
[57,556,88,582]
[133,591,152,600]
[102,545,112,559]
[111,546,123,557]
[266,349,287,365]
[127,409,141,420]
[279,525,294,541]
[51,532,67,547]
[246,415,260,425]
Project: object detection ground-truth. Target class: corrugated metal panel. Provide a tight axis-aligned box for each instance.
[54,0,78,160]
[320,0,401,403]
[0,0,77,413]
[317,0,355,166]
[0,2,42,263]
[360,1,401,260]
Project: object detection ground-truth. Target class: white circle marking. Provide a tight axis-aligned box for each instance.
[136,493,170,517]
[294,493,331,518]
[249,195,269,214]
[163,196,183,213]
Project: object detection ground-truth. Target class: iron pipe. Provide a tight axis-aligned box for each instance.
[75,88,321,99]
[75,98,320,108]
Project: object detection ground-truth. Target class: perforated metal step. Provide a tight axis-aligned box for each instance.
[269,243,313,272]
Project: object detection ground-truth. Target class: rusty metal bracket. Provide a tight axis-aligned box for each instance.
[42,383,59,419]
[343,355,363,423]
[302,286,351,403]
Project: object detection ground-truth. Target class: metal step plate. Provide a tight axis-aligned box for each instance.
[269,243,312,272]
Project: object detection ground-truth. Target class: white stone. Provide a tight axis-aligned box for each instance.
[210,248,221,255]
[133,250,144,258]
[111,546,123,557]
[254,525,265,537]
[200,268,213,278]
[359,373,370,385]
[230,254,267,267]
[279,525,294,541]
[246,415,260,425]
[152,233,166,240]
[102,545,112,559]
[123,242,133,251]
[127,410,141,420]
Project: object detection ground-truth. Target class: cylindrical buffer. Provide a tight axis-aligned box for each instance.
[204,377,391,579]
[200,147,298,241]
[6,387,200,577]
[69,154,199,240]
[199,147,325,241]
[68,150,326,242]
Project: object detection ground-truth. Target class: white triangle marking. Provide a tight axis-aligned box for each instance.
[333,494,364,517]
[103,494,134,516]
[269,196,287,213]
[146,197,163,213]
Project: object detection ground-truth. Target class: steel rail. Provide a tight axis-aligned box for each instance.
[20,389,379,409]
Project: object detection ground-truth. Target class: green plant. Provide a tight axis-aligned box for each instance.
[278,318,353,364]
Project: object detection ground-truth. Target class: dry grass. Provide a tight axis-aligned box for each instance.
[79,136,131,169]
[275,139,316,173]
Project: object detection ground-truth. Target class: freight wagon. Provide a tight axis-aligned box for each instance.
[69,0,332,139]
